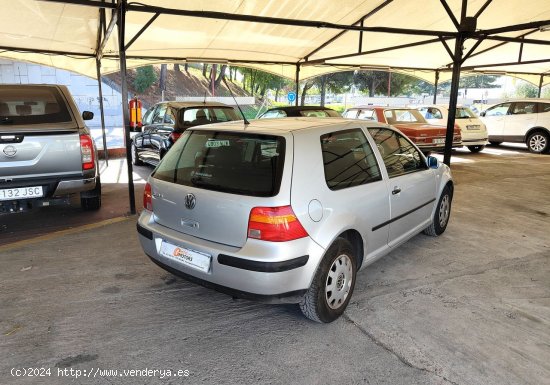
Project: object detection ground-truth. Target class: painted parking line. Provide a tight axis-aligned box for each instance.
[0,216,133,252]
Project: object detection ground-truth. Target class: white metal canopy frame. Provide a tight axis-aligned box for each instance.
[2,0,550,212]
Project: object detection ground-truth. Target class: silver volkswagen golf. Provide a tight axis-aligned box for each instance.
[137,118,453,323]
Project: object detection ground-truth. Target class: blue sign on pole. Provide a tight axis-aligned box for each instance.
[287,92,296,103]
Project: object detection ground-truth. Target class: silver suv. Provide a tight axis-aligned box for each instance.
[137,118,453,322]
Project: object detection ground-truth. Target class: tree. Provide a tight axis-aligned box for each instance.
[515,82,538,98]
[134,66,157,93]
[459,75,500,88]
[159,64,167,92]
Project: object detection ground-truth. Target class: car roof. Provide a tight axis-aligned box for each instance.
[154,101,233,109]
[347,106,415,110]
[189,117,390,135]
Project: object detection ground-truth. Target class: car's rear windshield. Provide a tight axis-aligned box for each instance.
[455,107,477,119]
[384,109,426,124]
[299,109,340,117]
[0,86,72,126]
[153,130,286,197]
[179,107,240,128]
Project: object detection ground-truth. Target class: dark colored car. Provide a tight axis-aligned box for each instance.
[132,101,240,167]
[258,106,341,119]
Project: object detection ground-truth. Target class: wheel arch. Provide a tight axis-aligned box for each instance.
[336,229,365,270]
[524,126,550,142]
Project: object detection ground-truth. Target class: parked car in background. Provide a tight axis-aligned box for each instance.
[137,117,453,323]
[479,99,550,153]
[343,106,461,153]
[132,101,240,167]
[0,84,101,213]
[258,106,341,118]
[418,105,488,153]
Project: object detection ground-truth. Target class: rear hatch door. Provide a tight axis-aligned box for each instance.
[149,128,291,248]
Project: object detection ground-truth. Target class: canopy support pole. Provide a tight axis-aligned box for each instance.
[295,64,300,106]
[433,70,439,104]
[443,0,468,166]
[117,0,136,215]
[95,57,108,166]
[538,75,544,98]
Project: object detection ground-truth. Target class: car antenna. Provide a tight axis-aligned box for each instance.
[203,91,207,105]
[223,77,250,125]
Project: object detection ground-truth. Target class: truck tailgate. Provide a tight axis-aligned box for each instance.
[0,130,83,180]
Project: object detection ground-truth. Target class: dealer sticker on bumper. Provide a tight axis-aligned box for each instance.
[159,241,211,273]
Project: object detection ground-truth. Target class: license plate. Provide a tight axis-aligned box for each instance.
[159,240,211,273]
[433,138,445,144]
[466,125,480,130]
[0,186,43,201]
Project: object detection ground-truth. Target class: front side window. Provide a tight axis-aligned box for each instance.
[320,128,381,190]
[0,85,72,126]
[368,127,427,178]
[484,103,511,117]
[154,131,285,197]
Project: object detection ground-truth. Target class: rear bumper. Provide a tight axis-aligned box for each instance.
[137,211,325,303]
[53,177,97,195]
[416,142,462,152]
[461,138,488,146]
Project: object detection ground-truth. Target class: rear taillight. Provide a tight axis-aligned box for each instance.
[143,182,153,211]
[169,132,182,143]
[80,134,95,170]
[247,206,308,242]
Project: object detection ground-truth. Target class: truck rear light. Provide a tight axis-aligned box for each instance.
[143,182,153,211]
[248,206,308,242]
[80,134,95,170]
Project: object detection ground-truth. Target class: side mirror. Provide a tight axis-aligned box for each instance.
[427,156,439,169]
[479,111,486,117]
[82,111,94,120]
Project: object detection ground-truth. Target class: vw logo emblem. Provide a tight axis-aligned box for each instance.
[184,193,196,209]
[3,145,17,157]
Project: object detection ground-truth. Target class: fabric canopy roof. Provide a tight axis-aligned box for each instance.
[2,0,550,86]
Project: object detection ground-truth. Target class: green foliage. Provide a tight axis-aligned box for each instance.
[542,87,550,99]
[515,82,538,98]
[459,75,500,88]
[134,66,157,93]
[352,71,427,97]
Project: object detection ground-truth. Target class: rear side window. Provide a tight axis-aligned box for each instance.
[511,102,537,115]
[0,86,72,126]
[538,103,550,113]
[153,131,285,197]
[320,128,381,190]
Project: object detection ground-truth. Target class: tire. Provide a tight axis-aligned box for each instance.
[300,238,357,323]
[467,145,485,153]
[80,178,102,211]
[489,141,502,146]
[132,143,144,166]
[424,186,452,237]
[526,131,549,154]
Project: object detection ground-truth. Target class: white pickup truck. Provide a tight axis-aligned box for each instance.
[0,84,101,213]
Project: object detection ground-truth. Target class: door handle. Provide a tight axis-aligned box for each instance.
[392,187,401,195]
